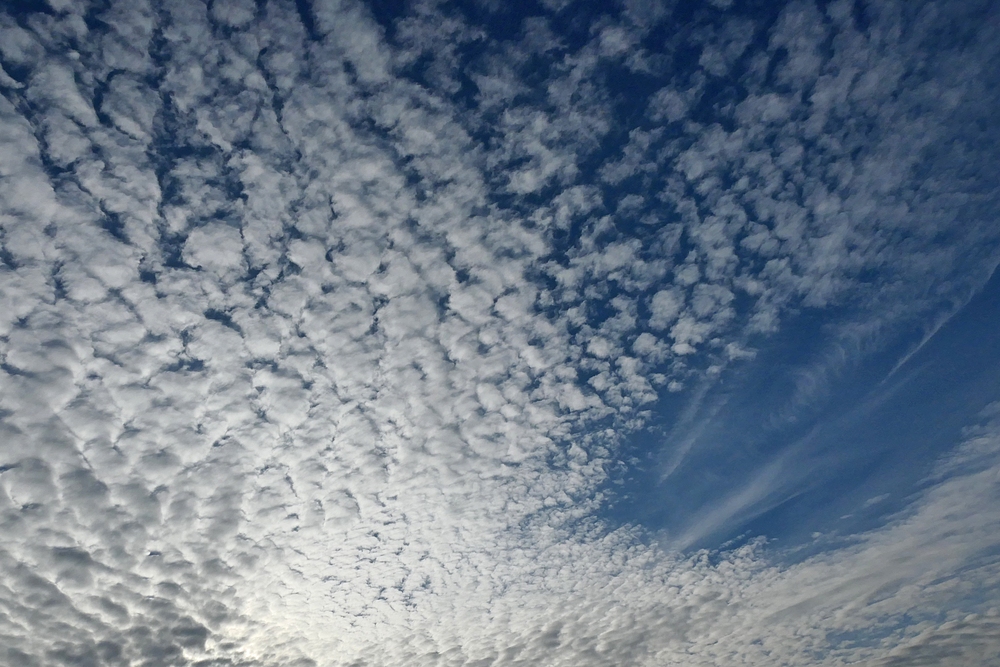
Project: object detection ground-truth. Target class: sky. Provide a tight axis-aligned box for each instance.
[1,0,999,665]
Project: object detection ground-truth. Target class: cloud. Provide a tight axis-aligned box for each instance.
[0,0,998,665]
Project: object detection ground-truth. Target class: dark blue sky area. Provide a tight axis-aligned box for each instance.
[604,262,1000,552]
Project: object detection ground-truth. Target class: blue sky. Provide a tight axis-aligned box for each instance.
[1,0,999,665]
[605,259,1000,553]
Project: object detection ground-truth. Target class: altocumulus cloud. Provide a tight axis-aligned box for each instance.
[1,0,999,665]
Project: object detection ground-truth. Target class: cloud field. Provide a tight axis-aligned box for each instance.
[1,0,999,664]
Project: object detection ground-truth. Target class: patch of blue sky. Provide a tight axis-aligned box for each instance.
[603,262,1000,555]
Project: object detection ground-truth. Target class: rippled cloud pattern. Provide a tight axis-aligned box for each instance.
[1,0,1000,665]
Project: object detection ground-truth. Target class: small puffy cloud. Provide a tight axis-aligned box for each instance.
[183,223,246,276]
[648,87,691,123]
[649,288,684,330]
[211,0,256,28]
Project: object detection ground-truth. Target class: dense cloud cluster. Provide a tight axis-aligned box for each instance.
[1,0,999,664]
